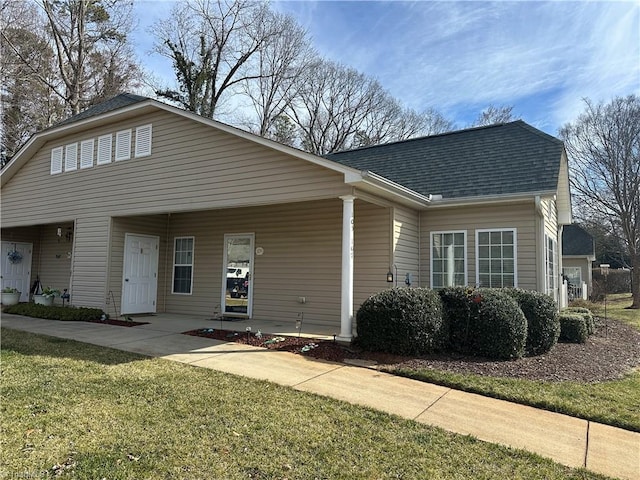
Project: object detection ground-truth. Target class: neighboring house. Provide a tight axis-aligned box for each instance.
[0,94,572,340]
[562,224,596,300]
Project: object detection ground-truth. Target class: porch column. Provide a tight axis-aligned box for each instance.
[338,194,355,342]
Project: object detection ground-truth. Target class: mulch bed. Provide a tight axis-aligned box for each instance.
[88,318,150,327]
[184,317,640,383]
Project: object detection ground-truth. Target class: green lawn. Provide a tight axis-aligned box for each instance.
[588,293,640,329]
[1,328,610,480]
[391,367,640,432]
[390,293,640,432]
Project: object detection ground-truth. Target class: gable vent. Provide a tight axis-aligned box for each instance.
[135,124,152,158]
[80,139,94,169]
[115,129,131,161]
[65,143,78,171]
[97,134,112,165]
[51,147,63,174]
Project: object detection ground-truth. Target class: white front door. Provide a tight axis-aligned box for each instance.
[1,241,32,302]
[222,234,254,317]
[122,234,159,314]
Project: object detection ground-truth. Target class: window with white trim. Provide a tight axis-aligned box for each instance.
[476,229,517,288]
[563,266,582,287]
[545,234,558,298]
[431,231,466,288]
[97,134,112,164]
[115,129,131,161]
[64,143,78,171]
[80,139,94,169]
[172,237,194,294]
[50,146,63,174]
[135,124,152,157]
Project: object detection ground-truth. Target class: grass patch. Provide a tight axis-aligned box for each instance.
[1,328,610,480]
[392,367,640,432]
[586,293,640,329]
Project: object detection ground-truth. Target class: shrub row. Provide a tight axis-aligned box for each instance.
[3,303,105,321]
[558,307,597,343]
[356,286,561,360]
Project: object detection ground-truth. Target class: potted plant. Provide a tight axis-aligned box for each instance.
[33,286,60,306]
[1,287,21,306]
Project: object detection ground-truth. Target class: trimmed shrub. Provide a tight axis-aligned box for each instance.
[471,289,528,359]
[559,313,588,343]
[356,288,447,355]
[504,288,560,355]
[563,307,596,335]
[438,287,476,352]
[3,303,105,321]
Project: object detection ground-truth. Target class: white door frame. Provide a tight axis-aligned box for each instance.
[121,233,159,314]
[221,233,254,318]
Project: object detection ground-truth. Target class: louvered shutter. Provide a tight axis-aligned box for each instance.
[50,147,63,174]
[97,134,112,164]
[80,139,94,169]
[135,124,152,157]
[115,129,131,161]
[65,143,78,171]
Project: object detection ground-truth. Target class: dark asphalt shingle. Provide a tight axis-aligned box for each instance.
[562,224,595,256]
[55,93,149,127]
[326,121,564,199]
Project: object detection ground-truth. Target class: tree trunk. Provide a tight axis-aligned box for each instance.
[632,253,640,309]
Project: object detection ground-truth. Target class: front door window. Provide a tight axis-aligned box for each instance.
[222,234,254,316]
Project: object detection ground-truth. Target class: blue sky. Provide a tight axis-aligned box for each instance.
[132,0,640,136]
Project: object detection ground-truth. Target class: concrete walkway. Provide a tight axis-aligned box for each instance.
[2,313,638,480]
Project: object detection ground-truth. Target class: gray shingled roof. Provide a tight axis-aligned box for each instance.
[562,224,595,256]
[325,121,564,199]
[55,93,149,127]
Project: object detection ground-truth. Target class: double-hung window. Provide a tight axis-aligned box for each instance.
[476,229,517,288]
[431,231,466,288]
[173,237,194,294]
[545,234,558,299]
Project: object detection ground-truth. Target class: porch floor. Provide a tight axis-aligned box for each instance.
[127,313,338,340]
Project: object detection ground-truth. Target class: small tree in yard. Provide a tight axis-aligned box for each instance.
[561,95,640,309]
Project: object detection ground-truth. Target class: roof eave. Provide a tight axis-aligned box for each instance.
[426,191,557,208]
[347,171,432,208]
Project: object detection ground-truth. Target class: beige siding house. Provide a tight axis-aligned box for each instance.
[1,94,571,340]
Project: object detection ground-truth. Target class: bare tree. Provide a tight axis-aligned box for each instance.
[239,11,313,137]
[285,59,384,154]
[471,104,517,126]
[153,0,284,118]
[561,95,640,308]
[1,1,64,165]
[39,0,141,115]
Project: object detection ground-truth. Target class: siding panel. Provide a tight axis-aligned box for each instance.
[2,110,351,226]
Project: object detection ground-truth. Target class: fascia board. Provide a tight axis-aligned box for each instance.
[348,170,432,208]
[427,191,557,208]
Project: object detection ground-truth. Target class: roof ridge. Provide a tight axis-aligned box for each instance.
[328,121,532,156]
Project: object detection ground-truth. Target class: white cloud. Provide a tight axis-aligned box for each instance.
[136,0,639,133]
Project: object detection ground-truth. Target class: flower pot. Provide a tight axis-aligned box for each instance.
[33,295,54,306]
[1,291,21,305]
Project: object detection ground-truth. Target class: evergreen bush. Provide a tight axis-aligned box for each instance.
[438,286,476,353]
[3,303,105,321]
[356,288,447,355]
[563,307,596,334]
[559,313,588,343]
[504,288,560,355]
[471,289,528,359]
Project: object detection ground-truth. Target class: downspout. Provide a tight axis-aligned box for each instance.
[535,196,546,294]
